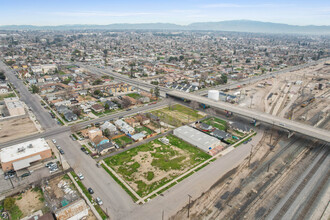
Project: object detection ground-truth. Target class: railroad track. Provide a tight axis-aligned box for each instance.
[272,144,329,220]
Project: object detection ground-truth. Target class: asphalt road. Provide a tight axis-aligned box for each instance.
[0,61,58,130]
[1,100,169,148]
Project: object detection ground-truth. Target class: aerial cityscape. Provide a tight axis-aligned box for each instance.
[0,0,329,220]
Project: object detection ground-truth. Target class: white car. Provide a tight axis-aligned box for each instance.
[95,197,103,205]
[52,139,56,144]
[78,173,84,180]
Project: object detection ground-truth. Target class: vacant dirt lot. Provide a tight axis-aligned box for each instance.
[0,116,38,143]
[15,188,46,218]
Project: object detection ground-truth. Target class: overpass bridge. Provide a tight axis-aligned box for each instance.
[167,90,330,143]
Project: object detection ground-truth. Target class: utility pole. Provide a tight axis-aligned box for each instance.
[187,194,192,218]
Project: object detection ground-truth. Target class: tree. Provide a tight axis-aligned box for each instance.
[150,88,154,94]
[103,128,111,138]
[154,86,160,99]
[93,90,101,96]
[122,98,131,108]
[221,74,228,84]
[4,197,15,211]
[31,85,39,93]
[104,103,109,110]
[0,71,5,80]
[72,106,82,117]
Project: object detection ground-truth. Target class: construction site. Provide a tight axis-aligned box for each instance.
[171,62,330,220]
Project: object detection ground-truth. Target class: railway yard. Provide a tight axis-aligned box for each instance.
[171,62,330,220]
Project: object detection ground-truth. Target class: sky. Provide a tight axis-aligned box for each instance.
[0,0,329,26]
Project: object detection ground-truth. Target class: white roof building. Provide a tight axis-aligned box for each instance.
[173,126,221,153]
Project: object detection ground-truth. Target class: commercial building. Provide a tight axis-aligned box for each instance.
[173,125,221,153]
[0,138,52,171]
[4,97,25,116]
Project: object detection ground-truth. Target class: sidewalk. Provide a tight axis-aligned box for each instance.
[68,172,103,220]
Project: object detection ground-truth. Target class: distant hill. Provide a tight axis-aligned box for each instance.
[1,20,330,35]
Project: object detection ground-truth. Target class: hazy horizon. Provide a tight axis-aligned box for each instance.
[1,0,329,26]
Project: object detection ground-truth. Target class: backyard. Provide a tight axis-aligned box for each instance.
[135,126,154,135]
[202,117,228,131]
[150,104,205,127]
[103,134,211,198]
[113,135,132,147]
[126,93,142,99]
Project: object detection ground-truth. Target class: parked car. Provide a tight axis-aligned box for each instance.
[52,139,56,144]
[70,135,76,141]
[21,172,31,178]
[88,188,94,194]
[95,197,103,205]
[96,162,101,168]
[78,173,84,180]
[45,162,55,168]
[59,149,65,155]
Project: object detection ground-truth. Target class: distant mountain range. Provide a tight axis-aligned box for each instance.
[1,20,330,35]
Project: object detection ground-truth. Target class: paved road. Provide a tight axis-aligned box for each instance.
[168,90,330,142]
[0,101,169,148]
[0,61,58,130]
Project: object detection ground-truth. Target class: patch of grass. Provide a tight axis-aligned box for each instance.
[194,162,210,172]
[151,104,204,127]
[146,171,154,181]
[126,93,142,99]
[177,171,194,183]
[113,135,132,147]
[233,132,256,148]
[202,117,227,131]
[135,126,153,135]
[104,134,211,197]
[9,205,23,220]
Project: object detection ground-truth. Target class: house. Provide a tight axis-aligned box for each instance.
[100,121,117,132]
[230,122,251,134]
[131,133,146,142]
[54,199,88,220]
[200,123,213,132]
[78,90,88,96]
[125,118,140,127]
[139,96,150,103]
[211,129,231,140]
[88,128,103,140]
[63,112,77,122]
[91,104,104,113]
[122,96,136,105]
[105,100,118,110]
[96,142,115,155]
[114,119,135,134]
[135,114,150,125]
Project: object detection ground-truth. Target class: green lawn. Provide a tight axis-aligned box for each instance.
[104,134,211,197]
[113,135,132,147]
[126,93,142,99]
[150,104,204,127]
[135,126,154,135]
[202,117,228,131]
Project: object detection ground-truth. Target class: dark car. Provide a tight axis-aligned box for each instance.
[88,187,94,194]
[59,149,65,154]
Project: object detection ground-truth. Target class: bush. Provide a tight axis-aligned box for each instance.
[4,197,15,211]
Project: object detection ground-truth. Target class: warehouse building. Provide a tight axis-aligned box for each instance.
[173,125,221,153]
[0,138,52,172]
